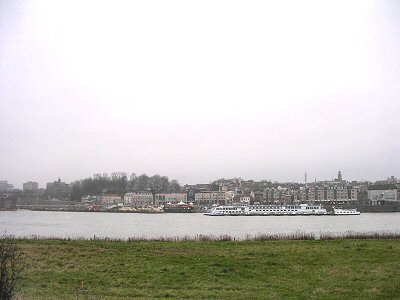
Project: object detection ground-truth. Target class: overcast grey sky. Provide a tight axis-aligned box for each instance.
[1,0,399,188]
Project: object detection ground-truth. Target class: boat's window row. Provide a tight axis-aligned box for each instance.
[252,209,297,212]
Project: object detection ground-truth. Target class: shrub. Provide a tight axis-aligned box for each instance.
[0,236,25,300]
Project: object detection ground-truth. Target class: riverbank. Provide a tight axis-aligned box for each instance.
[16,238,400,299]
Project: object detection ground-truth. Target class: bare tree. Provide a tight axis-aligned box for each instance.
[0,236,25,300]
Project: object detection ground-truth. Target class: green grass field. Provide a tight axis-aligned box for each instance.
[15,239,400,299]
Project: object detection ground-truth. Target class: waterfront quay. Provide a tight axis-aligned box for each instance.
[2,172,400,213]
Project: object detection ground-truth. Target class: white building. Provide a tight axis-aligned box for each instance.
[239,196,251,204]
[155,193,187,205]
[124,192,153,207]
[0,181,14,192]
[101,194,122,204]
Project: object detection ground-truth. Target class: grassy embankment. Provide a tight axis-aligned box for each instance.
[17,238,400,299]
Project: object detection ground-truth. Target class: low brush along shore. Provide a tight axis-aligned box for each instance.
[14,236,400,299]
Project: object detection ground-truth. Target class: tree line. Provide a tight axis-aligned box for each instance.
[70,174,182,201]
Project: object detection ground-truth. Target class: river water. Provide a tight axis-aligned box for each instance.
[0,210,399,240]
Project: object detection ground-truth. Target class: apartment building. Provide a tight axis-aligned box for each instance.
[265,186,358,205]
[195,191,228,206]
[23,181,39,192]
[46,179,71,199]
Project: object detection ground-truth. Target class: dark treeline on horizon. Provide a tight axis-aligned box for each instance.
[70,174,181,201]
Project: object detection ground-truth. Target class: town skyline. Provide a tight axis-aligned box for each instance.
[2,170,399,190]
[4,169,398,213]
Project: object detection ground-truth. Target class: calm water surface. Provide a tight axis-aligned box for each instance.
[0,210,399,239]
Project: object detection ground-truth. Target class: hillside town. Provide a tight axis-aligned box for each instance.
[1,171,399,213]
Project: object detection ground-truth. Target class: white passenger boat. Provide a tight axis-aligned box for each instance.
[333,207,360,215]
[203,206,245,216]
[203,204,328,216]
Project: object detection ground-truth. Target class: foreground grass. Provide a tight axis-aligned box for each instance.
[16,239,400,299]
